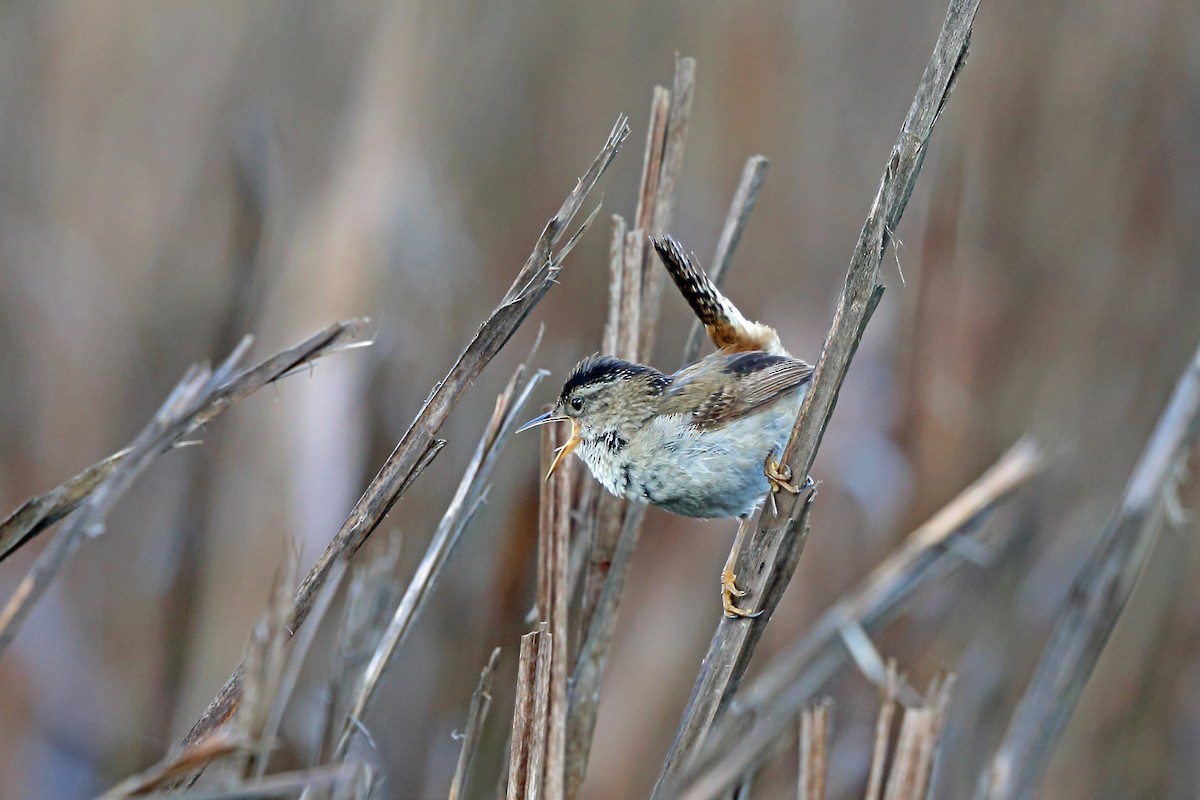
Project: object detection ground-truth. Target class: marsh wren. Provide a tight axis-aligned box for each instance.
[520,235,811,617]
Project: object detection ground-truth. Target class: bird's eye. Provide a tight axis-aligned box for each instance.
[569,397,583,412]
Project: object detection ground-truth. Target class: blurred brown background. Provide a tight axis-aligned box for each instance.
[0,1,1198,798]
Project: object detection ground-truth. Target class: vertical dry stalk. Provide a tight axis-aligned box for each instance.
[799,700,832,800]
[563,58,695,800]
[535,409,574,799]
[507,625,554,800]
[976,341,1200,800]
[638,56,695,356]
[185,116,629,748]
[681,155,770,366]
[507,632,540,800]
[880,673,955,800]
[915,675,954,800]
[865,663,900,800]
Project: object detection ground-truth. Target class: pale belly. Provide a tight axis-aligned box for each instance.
[579,388,805,519]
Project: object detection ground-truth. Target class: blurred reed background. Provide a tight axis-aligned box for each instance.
[0,1,1198,798]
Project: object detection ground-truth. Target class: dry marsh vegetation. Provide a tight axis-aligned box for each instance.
[0,1,1198,798]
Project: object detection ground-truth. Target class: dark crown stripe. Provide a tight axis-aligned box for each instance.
[561,354,663,398]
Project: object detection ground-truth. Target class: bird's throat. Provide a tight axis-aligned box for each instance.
[577,428,633,498]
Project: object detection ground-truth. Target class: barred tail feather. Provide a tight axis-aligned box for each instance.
[651,234,786,356]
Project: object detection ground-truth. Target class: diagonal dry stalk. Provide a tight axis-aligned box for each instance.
[0,321,367,566]
[680,155,770,366]
[652,1,980,794]
[672,437,1042,799]
[184,115,630,748]
[134,764,370,800]
[975,341,1200,800]
[449,647,502,800]
[0,447,131,563]
[329,356,546,760]
[0,320,368,659]
[95,733,250,800]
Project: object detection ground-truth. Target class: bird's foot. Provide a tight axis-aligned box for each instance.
[721,565,762,618]
[765,455,806,494]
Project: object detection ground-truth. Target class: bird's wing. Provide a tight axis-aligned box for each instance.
[661,351,813,430]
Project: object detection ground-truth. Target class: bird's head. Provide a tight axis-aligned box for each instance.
[518,354,667,479]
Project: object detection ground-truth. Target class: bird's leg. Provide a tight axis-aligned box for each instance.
[721,516,762,618]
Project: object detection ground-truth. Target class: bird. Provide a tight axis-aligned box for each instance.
[519,234,812,617]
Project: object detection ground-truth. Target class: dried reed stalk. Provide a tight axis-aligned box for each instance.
[680,155,770,366]
[448,647,502,800]
[976,341,1200,800]
[799,700,832,800]
[329,357,545,760]
[508,624,553,800]
[0,320,368,659]
[138,764,369,800]
[880,673,955,800]
[654,0,980,793]
[538,399,574,799]
[96,733,248,800]
[864,663,901,800]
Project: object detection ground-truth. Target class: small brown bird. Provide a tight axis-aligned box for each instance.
[520,235,811,616]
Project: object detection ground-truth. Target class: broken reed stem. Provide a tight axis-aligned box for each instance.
[96,733,248,800]
[638,56,695,357]
[0,320,368,660]
[0,448,130,563]
[976,341,1200,800]
[865,663,900,800]
[184,115,630,748]
[508,625,554,800]
[673,438,1042,800]
[882,674,956,800]
[655,2,980,794]
[681,155,770,366]
[449,648,502,800]
[563,59,695,800]
[136,764,369,800]
[330,359,544,760]
[254,558,348,779]
[799,700,831,800]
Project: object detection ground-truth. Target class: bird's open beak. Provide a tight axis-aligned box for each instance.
[516,410,560,434]
[544,421,581,482]
[516,411,580,482]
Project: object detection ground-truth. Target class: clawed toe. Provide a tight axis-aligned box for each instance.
[765,457,800,494]
[721,569,761,618]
